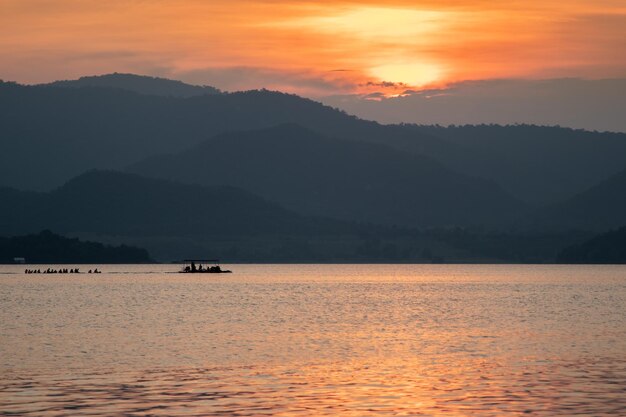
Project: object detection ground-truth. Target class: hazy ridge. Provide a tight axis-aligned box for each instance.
[1,74,625,262]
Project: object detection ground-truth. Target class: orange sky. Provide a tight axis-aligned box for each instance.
[1,0,625,96]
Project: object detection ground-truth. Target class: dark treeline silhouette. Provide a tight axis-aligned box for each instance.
[0,230,152,264]
[556,226,626,264]
[2,75,626,211]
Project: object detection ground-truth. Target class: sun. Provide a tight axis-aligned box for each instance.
[371,62,443,88]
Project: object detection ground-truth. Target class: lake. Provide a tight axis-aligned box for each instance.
[1,264,625,416]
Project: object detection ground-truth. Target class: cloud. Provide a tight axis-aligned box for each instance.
[1,0,624,91]
[321,78,626,133]
[175,66,363,97]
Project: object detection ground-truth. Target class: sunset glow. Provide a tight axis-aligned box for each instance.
[0,0,624,96]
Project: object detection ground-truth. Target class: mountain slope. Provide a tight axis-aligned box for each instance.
[0,170,464,262]
[405,124,626,205]
[0,170,345,238]
[532,168,626,231]
[129,124,525,228]
[48,73,221,97]
[2,76,626,209]
[2,80,432,191]
[556,226,626,263]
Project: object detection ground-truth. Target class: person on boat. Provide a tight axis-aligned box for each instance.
[191,262,197,272]
[94,268,100,273]
[184,266,191,272]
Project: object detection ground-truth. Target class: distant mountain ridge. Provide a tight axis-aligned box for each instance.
[0,170,583,263]
[557,226,626,264]
[2,74,626,233]
[0,170,337,237]
[532,168,626,232]
[129,124,525,229]
[3,170,493,262]
[404,124,626,205]
[47,73,221,97]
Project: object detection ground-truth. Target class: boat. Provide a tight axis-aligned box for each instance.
[179,259,232,273]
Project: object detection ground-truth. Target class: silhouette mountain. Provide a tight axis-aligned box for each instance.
[531,168,626,231]
[556,226,626,264]
[0,170,596,263]
[2,76,626,209]
[129,124,524,228]
[48,73,221,97]
[0,80,402,191]
[0,170,428,261]
[0,230,152,264]
[405,124,626,205]
[0,170,349,237]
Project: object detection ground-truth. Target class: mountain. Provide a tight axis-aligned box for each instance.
[129,124,524,228]
[0,170,382,261]
[0,170,589,263]
[0,80,407,191]
[48,73,221,97]
[2,76,626,208]
[556,226,626,264]
[532,168,626,232]
[0,230,153,264]
[0,170,340,237]
[403,125,626,205]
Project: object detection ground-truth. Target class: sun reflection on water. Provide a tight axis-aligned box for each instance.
[1,264,625,415]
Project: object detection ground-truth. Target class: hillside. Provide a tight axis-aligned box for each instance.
[0,170,389,261]
[129,124,525,228]
[48,73,221,97]
[0,170,344,237]
[532,168,626,232]
[556,226,626,263]
[0,170,591,263]
[406,124,626,205]
[3,76,626,210]
[0,230,153,264]
[0,80,402,191]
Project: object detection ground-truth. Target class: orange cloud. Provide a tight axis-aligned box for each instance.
[0,0,624,96]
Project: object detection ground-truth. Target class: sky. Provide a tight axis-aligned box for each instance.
[1,0,625,97]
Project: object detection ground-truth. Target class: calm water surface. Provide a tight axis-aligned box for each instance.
[1,264,625,416]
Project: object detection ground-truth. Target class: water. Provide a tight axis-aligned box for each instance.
[1,264,625,416]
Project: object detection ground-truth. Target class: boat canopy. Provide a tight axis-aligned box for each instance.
[182,259,220,264]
